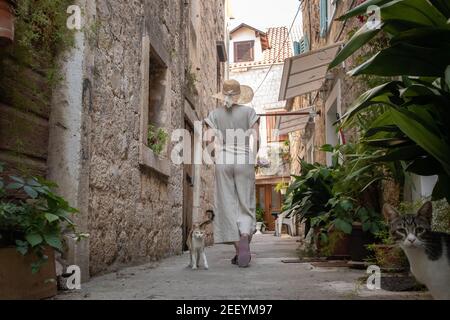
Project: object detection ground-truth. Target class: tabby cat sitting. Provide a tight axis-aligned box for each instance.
[383,201,449,300]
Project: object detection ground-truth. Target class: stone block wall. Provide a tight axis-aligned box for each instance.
[48,0,225,277]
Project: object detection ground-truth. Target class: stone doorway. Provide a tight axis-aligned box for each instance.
[182,120,194,251]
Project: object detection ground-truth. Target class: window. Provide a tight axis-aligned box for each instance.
[266,113,288,142]
[139,35,171,176]
[294,36,310,55]
[234,41,254,63]
[319,0,328,37]
[328,0,337,28]
[148,46,169,131]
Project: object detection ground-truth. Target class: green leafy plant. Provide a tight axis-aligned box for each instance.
[0,163,86,273]
[147,125,169,155]
[329,0,450,202]
[274,181,289,193]
[283,159,334,235]
[256,205,265,223]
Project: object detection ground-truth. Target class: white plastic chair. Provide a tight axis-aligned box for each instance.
[276,209,297,236]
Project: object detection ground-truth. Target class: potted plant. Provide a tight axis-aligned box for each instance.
[255,205,265,234]
[0,163,85,299]
[147,124,169,155]
[366,229,409,272]
[0,0,15,46]
[274,181,289,195]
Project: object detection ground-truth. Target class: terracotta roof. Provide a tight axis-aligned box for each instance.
[230,26,293,69]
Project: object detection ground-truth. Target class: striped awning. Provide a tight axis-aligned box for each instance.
[278,42,343,100]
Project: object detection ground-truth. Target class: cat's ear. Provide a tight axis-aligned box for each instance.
[417,201,432,222]
[383,203,400,222]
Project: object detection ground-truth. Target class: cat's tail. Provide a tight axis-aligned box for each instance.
[199,209,215,228]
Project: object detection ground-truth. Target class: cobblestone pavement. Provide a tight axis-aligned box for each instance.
[55,234,431,300]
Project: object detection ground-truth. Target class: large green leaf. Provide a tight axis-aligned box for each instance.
[44,213,60,223]
[380,0,448,27]
[341,81,402,121]
[375,144,425,161]
[429,0,450,19]
[405,156,442,176]
[337,0,393,21]
[390,28,450,47]
[329,24,382,70]
[432,174,450,202]
[389,108,450,175]
[365,137,411,148]
[334,218,353,234]
[349,43,450,77]
[446,65,450,91]
[43,234,63,251]
[25,233,43,247]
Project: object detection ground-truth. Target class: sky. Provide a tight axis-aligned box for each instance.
[229,0,302,31]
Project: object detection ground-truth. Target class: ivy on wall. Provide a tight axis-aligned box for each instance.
[0,0,76,175]
[0,0,76,99]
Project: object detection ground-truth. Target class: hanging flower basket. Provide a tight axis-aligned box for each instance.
[0,0,14,46]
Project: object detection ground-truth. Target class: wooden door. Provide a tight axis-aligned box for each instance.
[256,184,283,231]
[182,120,194,251]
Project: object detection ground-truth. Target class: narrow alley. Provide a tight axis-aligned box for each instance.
[54,234,430,300]
[0,0,448,304]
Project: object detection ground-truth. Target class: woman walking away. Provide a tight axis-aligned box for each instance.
[204,79,260,268]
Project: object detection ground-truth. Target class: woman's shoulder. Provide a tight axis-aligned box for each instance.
[235,105,255,113]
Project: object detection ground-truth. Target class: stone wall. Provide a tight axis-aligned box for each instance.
[48,0,225,277]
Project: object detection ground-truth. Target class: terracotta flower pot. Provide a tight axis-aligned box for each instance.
[0,0,14,46]
[0,246,57,299]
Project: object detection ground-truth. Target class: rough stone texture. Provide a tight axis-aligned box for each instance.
[187,0,226,245]
[45,0,226,277]
[54,234,431,300]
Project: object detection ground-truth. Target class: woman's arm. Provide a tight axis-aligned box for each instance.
[251,121,260,154]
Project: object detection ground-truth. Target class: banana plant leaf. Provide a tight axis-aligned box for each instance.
[349,43,450,77]
[337,0,393,21]
[389,108,450,175]
[429,0,450,19]
[341,81,402,121]
[380,0,448,27]
[329,24,382,70]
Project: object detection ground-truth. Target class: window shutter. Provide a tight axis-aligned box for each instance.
[293,41,301,55]
[304,35,309,52]
[320,0,328,38]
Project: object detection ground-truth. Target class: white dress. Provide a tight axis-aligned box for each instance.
[204,105,260,244]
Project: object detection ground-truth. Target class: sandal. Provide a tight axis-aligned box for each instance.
[238,235,251,267]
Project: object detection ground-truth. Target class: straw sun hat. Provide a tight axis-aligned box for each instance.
[212,79,254,105]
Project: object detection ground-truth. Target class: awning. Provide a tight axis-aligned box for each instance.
[275,107,315,135]
[278,42,343,101]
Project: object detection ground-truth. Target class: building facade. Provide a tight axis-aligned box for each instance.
[1,0,227,279]
[279,0,365,173]
[279,0,436,206]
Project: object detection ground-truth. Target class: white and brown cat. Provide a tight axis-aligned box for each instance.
[383,201,450,299]
[187,210,214,270]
